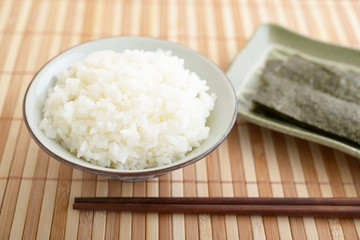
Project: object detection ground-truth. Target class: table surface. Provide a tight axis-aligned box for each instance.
[1,0,360,239]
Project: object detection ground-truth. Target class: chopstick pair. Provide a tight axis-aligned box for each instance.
[73,197,360,218]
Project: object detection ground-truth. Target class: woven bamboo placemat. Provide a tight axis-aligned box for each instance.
[1,0,360,239]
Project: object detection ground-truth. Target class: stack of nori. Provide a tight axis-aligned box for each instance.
[252,55,360,144]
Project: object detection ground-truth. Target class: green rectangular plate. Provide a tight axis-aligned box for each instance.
[227,23,360,158]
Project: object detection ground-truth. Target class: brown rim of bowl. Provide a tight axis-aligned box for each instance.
[22,36,238,178]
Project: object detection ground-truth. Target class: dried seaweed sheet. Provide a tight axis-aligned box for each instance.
[252,74,360,144]
[266,55,360,104]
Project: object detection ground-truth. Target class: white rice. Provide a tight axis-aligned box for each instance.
[40,49,216,170]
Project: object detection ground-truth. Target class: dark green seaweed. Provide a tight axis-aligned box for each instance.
[265,55,360,104]
[252,74,360,144]
[253,102,360,148]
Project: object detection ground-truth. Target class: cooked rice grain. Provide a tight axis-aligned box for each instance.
[40,49,216,170]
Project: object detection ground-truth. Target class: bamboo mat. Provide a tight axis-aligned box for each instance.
[1,0,360,239]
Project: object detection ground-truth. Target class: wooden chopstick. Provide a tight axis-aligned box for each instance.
[73,202,360,218]
[74,197,360,206]
[73,197,360,218]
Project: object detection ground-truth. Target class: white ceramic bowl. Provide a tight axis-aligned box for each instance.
[23,37,237,181]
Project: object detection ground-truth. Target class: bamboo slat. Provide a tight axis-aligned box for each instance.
[64,170,83,240]
[119,182,132,240]
[1,0,360,239]
[8,141,39,240]
[106,180,121,240]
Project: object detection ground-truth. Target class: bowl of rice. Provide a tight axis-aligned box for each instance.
[23,37,237,180]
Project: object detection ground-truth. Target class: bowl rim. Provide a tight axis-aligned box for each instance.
[23,36,238,178]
